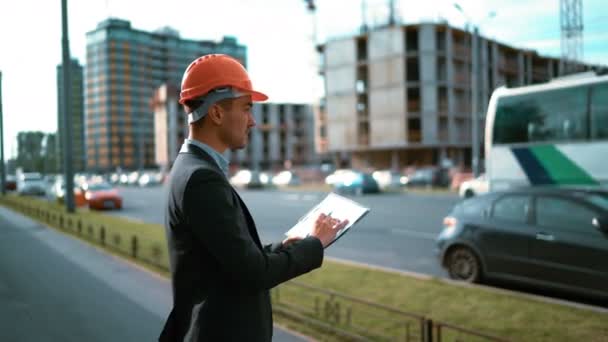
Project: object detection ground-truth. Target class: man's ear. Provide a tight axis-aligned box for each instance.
[207,104,224,125]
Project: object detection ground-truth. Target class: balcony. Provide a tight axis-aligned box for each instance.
[407,99,420,112]
[453,44,471,60]
[358,134,369,146]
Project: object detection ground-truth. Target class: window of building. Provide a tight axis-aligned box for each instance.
[408,118,421,143]
[591,83,608,140]
[406,58,419,82]
[535,196,597,233]
[492,195,529,223]
[407,88,420,112]
[406,30,418,52]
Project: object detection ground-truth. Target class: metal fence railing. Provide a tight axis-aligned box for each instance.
[272,281,509,342]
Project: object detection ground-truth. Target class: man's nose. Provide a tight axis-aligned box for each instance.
[248,112,256,127]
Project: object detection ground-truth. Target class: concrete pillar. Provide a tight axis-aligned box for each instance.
[517,52,525,86]
[446,26,456,144]
[419,24,438,144]
[491,43,499,89]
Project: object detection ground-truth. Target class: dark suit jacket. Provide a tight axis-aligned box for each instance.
[159,143,324,342]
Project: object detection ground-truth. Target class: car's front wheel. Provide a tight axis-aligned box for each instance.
[446,247,482,283]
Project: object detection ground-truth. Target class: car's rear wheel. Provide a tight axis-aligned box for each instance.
[464,189,475,198]
[446,247,481,283]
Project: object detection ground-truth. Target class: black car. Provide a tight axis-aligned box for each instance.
[436,187,608,300]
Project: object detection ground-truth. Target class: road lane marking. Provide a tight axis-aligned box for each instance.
[389,228,437,240]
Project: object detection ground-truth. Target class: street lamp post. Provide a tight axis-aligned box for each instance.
[453,4,494,177]
[61,0,75,212]
[0,71,5,195]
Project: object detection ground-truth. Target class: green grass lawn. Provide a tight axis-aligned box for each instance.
[2,194,606,341]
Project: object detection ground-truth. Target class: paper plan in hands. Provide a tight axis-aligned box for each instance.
[284,193,370,247]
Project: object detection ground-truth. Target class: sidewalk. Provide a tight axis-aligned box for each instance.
[0,205,314,341]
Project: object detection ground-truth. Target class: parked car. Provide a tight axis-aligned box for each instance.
[458,174,489,198]
[17,172,47,196]
[436,187,608,300]
[406,167,451,188]
[229,169,270,189]
[271,170,301,187]
[82,182,123,210]
[372,170,407,191]
[332,171,380,195]
[5,175,17,191]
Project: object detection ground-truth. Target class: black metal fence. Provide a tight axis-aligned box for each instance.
[272,281,509,342]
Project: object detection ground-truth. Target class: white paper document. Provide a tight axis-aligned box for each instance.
[284,193,370,247]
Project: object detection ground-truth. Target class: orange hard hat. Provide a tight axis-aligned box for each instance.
[179,54,268,105]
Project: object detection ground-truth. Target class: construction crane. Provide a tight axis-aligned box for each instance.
[560,0,584,74]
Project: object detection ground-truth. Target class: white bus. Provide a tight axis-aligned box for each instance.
[485,73,608,191]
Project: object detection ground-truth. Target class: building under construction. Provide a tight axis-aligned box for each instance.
[152,84,317,173]
[317,22,604,171]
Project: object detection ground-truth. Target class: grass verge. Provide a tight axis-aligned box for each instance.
[1,194,606,341]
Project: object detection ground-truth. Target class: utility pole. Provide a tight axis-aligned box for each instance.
[0,71,5,195]
[61,0,75,212]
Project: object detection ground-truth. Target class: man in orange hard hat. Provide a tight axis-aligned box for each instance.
[159,54,347,342]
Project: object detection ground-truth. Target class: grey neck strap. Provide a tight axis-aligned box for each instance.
[188,87,246,124]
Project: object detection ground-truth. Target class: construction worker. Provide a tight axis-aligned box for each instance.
[159,54,348,342]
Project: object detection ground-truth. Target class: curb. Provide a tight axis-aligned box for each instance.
[327,256,608,314]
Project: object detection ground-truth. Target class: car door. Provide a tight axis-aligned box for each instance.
[476,194,536,278]
[529,195,608,295]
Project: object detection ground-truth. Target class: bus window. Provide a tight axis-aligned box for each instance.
[494,87,588,144]
[591,84,608,140]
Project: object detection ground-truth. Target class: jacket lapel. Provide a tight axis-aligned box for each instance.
[181,143,263,249]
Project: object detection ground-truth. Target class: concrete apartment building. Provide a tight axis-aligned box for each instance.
[151,84,316,172]
[318,22,603,171]
[57,59,86,172]
[84,18,246,172]
[231,102,316,171]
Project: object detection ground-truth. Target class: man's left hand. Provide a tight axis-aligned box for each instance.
[282,236,303,248]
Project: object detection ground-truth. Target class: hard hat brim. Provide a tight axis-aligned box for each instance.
[240,88,268,102]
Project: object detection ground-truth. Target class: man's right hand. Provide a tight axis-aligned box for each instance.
[311,213,349,248]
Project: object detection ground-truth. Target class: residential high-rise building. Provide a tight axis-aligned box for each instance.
[318,22,606,171]
[57,59,85,172]
[42,133,59,174]
[85,18,247,172]
[151,84,186,172]
[16,131,45,173]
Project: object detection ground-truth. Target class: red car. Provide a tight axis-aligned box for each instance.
[83,182,123,210]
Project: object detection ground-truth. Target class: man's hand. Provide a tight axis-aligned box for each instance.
[311,213,348,248]
[282,236,303,248]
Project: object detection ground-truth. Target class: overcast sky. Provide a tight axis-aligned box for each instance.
[0,0,606,158]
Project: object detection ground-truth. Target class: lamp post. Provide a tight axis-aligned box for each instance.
[0,71,5,195]
[453,3,495,177]
[61,0,75,212]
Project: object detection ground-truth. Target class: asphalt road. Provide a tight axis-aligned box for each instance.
[0,206,312,342]
[107,185,459,277]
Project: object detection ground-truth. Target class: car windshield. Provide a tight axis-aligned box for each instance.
[585,193,608,210]
[87,183,113,191]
